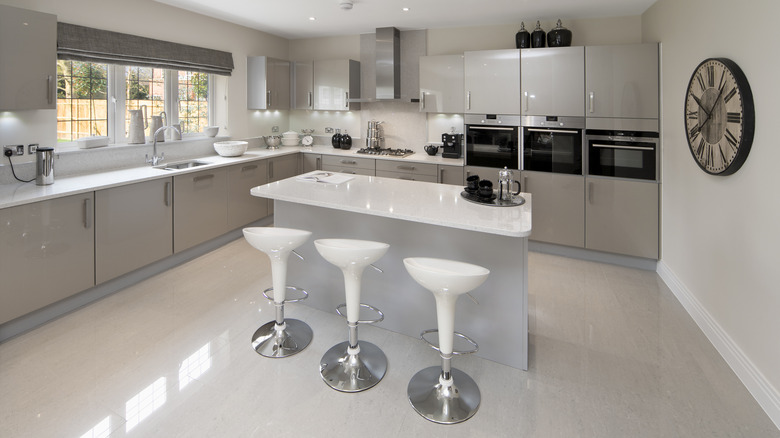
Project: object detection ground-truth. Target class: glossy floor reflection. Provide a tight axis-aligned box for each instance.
[1,238,777,437]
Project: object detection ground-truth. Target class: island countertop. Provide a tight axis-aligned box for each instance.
[251,173,532,237]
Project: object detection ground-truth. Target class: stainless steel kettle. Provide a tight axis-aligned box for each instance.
[498,166,521,201]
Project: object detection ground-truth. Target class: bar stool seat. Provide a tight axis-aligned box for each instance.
[315,238,389,392]
[243,227,313,358]
[403,257,489,424]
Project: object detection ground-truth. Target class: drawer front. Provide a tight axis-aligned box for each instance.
[322,155,375,170]
[375,160,437,176]
[375,170,438,183]
[321,165,375,176]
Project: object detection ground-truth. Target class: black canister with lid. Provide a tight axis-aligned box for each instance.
[547,19,572,47]
[331,129,342,149]
[340,130,352,150]
[531,21,546,48]
[515,22,531,49]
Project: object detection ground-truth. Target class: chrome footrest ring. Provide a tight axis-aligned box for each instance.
[335,303,385,324]
[262,286,309,304]
[420,329,479,355]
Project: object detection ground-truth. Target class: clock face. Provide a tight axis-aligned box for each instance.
[684,58,754,175]
[302,135,313,146]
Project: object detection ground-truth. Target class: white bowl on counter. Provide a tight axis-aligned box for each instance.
[281,138,300,146]
[282,131,299,138]
[203,126,219,137]
[213,140,248,157]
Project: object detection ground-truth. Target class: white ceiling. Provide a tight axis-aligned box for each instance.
[155,0,658,40]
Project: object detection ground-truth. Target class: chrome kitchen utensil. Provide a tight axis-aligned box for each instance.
[498,166,521,201]
[35,147,54,186]
[128,105,147,144]
[366,120,384,150]
[264,135,281,149]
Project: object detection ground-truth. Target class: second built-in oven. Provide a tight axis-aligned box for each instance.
[586,129,659,181]
[522,116,584,174]
[465,114,521,169]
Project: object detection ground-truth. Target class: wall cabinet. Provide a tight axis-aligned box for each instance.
[292,60,313,110]
[464,49,520,115]
[521,47,584,117]
[438,164,465,185]
[0,5,56,110]
[419,54,464,114]
[0,193,95,324]
[585,177,658,259]
[302,154,322,173]
[227,161,269,230]
[521,171,585,247]
[585,44,659,120]
[313,59,361,111]
[247,56,290,110]
[376,160,438,182]
[95,178,173,284]
[173,168,230,253]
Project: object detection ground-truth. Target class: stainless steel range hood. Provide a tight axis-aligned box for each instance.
[352,27,425,103]
[375,27,400,100]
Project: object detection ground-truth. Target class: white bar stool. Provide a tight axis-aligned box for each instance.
[403,257,490,424]
[314,239,390,392]
[243,227,313,358]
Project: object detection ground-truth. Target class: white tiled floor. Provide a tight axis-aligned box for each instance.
[1,238,778,437]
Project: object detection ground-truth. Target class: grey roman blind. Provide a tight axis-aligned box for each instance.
[57,22,234,76]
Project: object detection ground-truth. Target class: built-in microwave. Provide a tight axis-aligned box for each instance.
[522,116,584,175]
[586,129,659,181]
[465,114,521,169]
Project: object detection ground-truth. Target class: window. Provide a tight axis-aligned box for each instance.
[56,62,211,145]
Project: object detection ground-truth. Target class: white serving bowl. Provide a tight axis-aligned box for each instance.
[203,126,219,137]
[281,138,300,146]
[213,140,248,157]
[282,131,299,138]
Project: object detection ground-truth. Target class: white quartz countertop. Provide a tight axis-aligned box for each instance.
[302,145,464,166]
[251,173,531,237]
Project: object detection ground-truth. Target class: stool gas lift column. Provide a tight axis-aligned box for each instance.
[403,257,489,424]
[314,239,390,392]
[243,227,313,358]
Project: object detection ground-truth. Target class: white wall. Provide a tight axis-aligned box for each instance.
[643,0,780,427]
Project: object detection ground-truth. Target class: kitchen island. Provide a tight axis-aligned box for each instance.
[251,173,531,370]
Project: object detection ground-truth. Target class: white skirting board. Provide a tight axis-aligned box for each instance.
[657,261,780,430]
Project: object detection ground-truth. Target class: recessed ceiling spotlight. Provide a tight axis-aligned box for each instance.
[309,17,316,21]
[339,0,353,10]
[402,7,410,12]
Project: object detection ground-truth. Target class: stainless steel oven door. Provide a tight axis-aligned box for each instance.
[587,131,659,181]
[465,125,519,169]
[522,127,583,174]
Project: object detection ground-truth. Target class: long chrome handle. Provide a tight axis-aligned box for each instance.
[47,75,53,104]
[523,91,528,112]
[308,91,312,108]
[591,143,654,151]
[340,159,357,165]
[588,181,594,204]
[345,92,349,108]
[193,174,215,182]
[420,91,425,111]
[316,157,321,170]
[83,198,93,229]
[466,91,471,110]
[397,165,416,171]
[526,128,580,134]
[164,181,171,206]
[269,161,274,179]
[588,92,594,113]
[241,164,258,172]
[267,90,272,107]
[440,168,444,183]
[469,126,515,131]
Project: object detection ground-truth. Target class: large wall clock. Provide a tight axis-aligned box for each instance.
[684,58,754,175]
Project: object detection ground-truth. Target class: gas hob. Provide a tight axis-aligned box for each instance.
[355,147,415,157]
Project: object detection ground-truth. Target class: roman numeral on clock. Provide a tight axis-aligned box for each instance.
[689,123,701,141]
[725,129,739,150]
[707,65,715,87]
[724,87,737,103]
[727,112,742,123]
[687,110,698,120]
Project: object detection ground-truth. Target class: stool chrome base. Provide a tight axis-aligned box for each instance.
[320,341,387,392]
[251,319,313,358]
[407,366,481,424]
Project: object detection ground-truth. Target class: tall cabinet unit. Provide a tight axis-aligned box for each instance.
[313,59,361,111]
[521,47,584,117]
[464,49,520,115]
[419,54,464,114]
[0,193,95,325]
[95,178,173,284]
[522,171,585,247]
[0,4,56,110]
[247,56,290,110]
[585,44,659,120]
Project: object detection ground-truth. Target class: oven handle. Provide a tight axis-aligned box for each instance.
[526,128,579,134]
[591,143,655,151]
[468,126,516,131]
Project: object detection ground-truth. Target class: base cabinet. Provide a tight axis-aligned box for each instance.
[174,168,229,253]
[227,161,269,230]
[522,171,585,247]
[585,177,659,259]
[95,178,173,284]
[0,193,95,324]
[267,154,301,215]
[465,165,502,185]
[438,164,465,185]
[321,155,375,176]
[376,160,437,182]
[302,154,322,173]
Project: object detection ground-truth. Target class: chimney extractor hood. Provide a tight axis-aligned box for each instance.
[375,27,400,100]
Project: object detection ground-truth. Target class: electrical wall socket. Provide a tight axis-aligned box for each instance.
[3,145,24,156]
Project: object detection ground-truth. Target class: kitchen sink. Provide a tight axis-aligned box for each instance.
[155,160,210,171]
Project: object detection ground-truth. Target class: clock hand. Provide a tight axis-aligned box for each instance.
[691,93,711,117]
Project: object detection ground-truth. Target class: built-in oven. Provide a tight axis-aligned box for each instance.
[586,129,659,181]
[465,114,521,169]
[521,116,584,174]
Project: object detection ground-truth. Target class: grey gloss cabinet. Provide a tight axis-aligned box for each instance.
[585,177,659,259]
[227,161,269,230]
[174,167,230,253]
[438,164,465,185]
[0,193,95,324]
[419,54,465,114]
[585,44,659,119]
[465,165,502,185]
[95,178,173,284]
[521,47,584,117]
[522,171,585,247]
[0,5,56,110]
[302,154,322,173]
[313,59,361,111]
[321,155,375,176]
[247,56,291,110]
[293,60,313,110]
[464,49,520,115]
[267,154,301,215]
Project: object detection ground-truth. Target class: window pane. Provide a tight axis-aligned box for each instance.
[56,60,109,142]
[178,71,209,134]
[126,67,166,138]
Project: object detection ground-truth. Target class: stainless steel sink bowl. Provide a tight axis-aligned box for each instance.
[156,160,210,171]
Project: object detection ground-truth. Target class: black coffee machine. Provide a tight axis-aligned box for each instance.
[441,133,463,158]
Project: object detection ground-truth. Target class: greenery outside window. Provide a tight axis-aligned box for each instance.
[56,60,109,142]
[125,66,166,136]
[177,71,209,135]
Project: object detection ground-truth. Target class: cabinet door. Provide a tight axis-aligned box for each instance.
[293,60,313,110]
[522,171,585,247]
[375,170,438,183]
[247,56,290,110]
[585,177,658,259]
[464,49,520,115]
[0,193,95,324]
[228,161,269,230]
[267,154,302,215]
[270,57,291,110]
[95,178,173,284]
[438,164,465,185]
[321,165,375,176]
[521,47,584,117]
[313,59,360,111]
[302,154,322,173]
[174,168,229,253]
[419,54,464,114]
[585,44,659,119]
[0,5,56,110]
